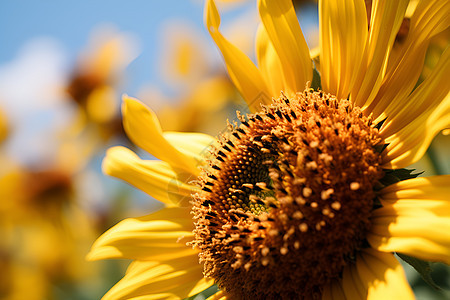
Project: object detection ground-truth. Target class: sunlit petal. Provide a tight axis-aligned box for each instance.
[368,1,450,120]
[163,131,215,164]
[381,91,450,168]
[351,0,409,108]
[258,0,312,95]
[355,249,414,299]
[103,259,212,300]
[102,146,198,206]
[380,46,450,137]
[87,206,194,261]
[206,290,228,300]
[368,176,450,264]
[205,0,271,112]
[319,0,367,100]
[122,96,201,175]
[255,24,286,98]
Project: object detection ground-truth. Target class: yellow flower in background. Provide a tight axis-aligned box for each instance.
[65,26,138,128]
[0,156,99,300]
[138,14,259,135]
[89,0,449,299]
[155,76,240,135]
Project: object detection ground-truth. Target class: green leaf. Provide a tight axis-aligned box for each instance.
[396,253,441,290]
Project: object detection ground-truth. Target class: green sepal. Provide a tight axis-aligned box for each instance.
[378,168,423,188]
[396,253,442,291]
[311,65,322,91]
[184,284,219,300]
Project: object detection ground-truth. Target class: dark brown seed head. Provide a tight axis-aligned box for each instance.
[191,90,384,299]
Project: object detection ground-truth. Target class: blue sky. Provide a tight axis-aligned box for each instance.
[0,1,262,95]
[0,1,318,94]
[0,1,204,91]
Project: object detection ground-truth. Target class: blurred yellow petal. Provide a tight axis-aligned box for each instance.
[103,259,212,300]
[88,27,138,80]
[163,132,215,164]
[258,0,312,95]
[122,96,201,175]
[352,0,409,108]
[102,146,198,206]
[319,0,367,100]
[157,76,236,134]
[6,264,49,300]
[87,207,195,261]
[368,176,450,264]
[189,76,235,110]
[354,249,414,300]
[255,24,286,98]
[86,85,118,124]
[159,21,211,87]
[369,1,450,121]
[205,0,271,112]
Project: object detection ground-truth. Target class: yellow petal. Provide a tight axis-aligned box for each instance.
[86,85,118,123]
[381,91,450,168]
[351,0,409,108]
[102,146,198,207]
[206,290,228,300]
[258,0,312,95]
[369,1,450,121]
[163,131,215,164]
[380,47,450,168]
[122,96,201,175]
[319,0,367,100]
[321,280,346,300]
[368,176,450,264]
[354,249,414,299]
[341,261,366,299]
[205,0,271,112]
[381,46,450,137]
[102,258,212,300]
[90,31,135,80]
[87,206,195,261]
[255,24,286,98]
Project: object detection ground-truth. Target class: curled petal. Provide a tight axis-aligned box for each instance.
[122,96,202,175]
[205,0,271,112]
[102,146,198,206]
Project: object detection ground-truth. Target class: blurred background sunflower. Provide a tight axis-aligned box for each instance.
[0,0,448,299]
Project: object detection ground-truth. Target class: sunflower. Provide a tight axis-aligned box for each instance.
[65,26,138,143]
[88,0,450,299]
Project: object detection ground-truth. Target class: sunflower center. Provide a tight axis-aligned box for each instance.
[191,90,384,299]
